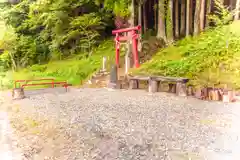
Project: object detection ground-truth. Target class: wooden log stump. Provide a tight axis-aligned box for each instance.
[214,89,222,101]
[129,80,139,89]
[148,79,158,93]
[187,85,194,96]
[176,82,187,96]
[12,88,25,100]
[201,88,208,100]
[208,88,221,101]
[208,88,214,100]
[195,88,203,99]
[222,90,235,103]
[168,83,176,93]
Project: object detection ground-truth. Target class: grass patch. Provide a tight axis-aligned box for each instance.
[0,40,115,89]
[134,21,240,89]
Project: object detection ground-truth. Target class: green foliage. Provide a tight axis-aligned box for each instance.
[0,40,115,89]
[103,0,130,17]
[208,0,233,27]
[135,21,240,89]
[0,0,118,70]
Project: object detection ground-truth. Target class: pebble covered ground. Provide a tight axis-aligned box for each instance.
[0,87,240,160]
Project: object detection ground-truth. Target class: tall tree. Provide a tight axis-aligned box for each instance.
[157,0,167,41]
[205,0,212,27]
[199,0,205,31]
[166,0,174,42]
[186,0,193,35]
[138,0,143,52]
[174,0,180,38]
[138,1,143,28]
[194,0,201,35]
[180,0,186,37]
[129,0,135,27]
[143,1,148,33]
[235,0,240,20]
[154,0,158,30]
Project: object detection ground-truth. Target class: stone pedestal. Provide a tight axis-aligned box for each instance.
[148,79,158,93]
[108,65,118,89]
[176,82,187,96]
[12,88,25,100]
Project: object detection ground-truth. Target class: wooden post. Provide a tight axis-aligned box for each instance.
[102,56,107,72]
[125,54,131,75]
[176,82,187,96]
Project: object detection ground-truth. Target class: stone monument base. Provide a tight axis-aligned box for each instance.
[12,88,25,100]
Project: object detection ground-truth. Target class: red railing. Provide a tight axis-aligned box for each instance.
[14,78,55,88]
[14,79,69,91]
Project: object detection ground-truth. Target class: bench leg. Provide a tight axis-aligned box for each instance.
[129,80,139,89]
[176,82,187,96]
[168,83,176,93]
[148,80,158,93]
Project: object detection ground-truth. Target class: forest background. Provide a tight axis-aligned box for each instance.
[0,0,240,89]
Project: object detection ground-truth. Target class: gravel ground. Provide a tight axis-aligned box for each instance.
[1,87,240,160]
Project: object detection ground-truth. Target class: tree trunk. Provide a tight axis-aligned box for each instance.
[229,0,234,11]
[194,0,201,35]
[154,0,158,30]
[138,1,143,52]
[157,0,167,41]
[129,0,135,27]
[205,0,212,27]
[166,0,174,43]
[189,0,193,34]
[174,0,179,38]
[127,0,135,68]
[199,0,205,31]
[235,0,240,20]
[180,0,186,37]
[186,0,190,36]
[138,1,142,28]
[143,1,148,33]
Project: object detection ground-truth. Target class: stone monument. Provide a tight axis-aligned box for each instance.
[12,88,25,100]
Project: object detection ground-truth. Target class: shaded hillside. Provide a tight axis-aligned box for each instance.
[134,21,240,89]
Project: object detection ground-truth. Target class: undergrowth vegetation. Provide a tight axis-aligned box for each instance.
[0,40,115,89]
[135,21,240,89]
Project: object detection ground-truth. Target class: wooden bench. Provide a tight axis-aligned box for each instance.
[128,75,189,96]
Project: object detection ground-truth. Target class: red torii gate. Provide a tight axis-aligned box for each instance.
[112,25,141,68]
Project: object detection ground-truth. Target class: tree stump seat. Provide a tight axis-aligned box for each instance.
[128,75,189,96]
[12,88,25,100]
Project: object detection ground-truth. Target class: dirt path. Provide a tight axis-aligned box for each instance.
[1,88,240,160]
